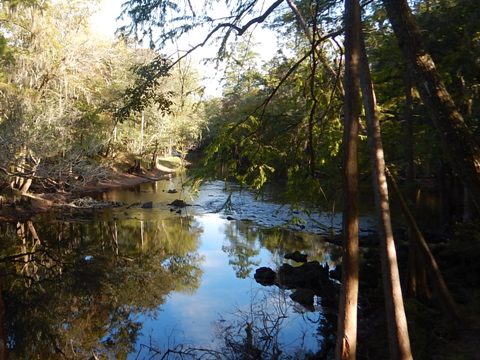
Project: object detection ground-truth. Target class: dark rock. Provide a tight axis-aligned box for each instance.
[169,199,189,207]
[127,202,141,209]
[290,288,316,309]
[254,261,339,311]
[141,201,153,209]
[254,267,276,286]
[284,250,308,263]
[277,261,329,289]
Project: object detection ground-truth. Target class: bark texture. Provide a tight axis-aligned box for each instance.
[0,281,6,360]
[335,0,360,358]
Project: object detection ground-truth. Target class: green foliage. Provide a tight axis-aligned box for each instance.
[115,55,173,120]
[364,0,480,179]
[416,0,480,129]
[0,0,208,194]
[194,34,344,208]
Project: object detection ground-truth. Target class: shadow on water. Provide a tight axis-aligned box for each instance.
[0,177,350,359]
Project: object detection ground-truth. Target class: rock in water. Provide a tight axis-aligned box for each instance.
[169,199,188,207]
[141,201,153,208]
[277,261,329,289]
[284,250,308,263]
[254,267,276,286]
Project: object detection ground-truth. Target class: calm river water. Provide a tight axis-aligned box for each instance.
[0,176,377,359]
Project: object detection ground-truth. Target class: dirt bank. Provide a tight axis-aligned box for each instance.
[0,168,172,222]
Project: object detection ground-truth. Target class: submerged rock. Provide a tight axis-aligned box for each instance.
[254,260,337,310]
[126,202,141,209]
[277,261,329,289]
[69,197,123,209]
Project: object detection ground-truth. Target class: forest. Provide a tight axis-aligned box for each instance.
[0,0,479,359]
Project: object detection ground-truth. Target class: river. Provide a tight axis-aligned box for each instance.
[0,175,377,359]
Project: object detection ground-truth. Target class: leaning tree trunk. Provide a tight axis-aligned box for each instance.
[358,26,413,360]
[335,0,361,358]
[386,168,462,323]
[10,146,40,195]
[285,0,345,96]
[382,0,480,211]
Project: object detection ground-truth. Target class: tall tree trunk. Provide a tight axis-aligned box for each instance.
[335,0,360,358]
[358,27,413,360]
[406,230,430,300]
[382,0,480,211]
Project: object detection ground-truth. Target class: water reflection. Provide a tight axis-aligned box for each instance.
[222,220,262,279]
[0,178,345,359]
[222,221,340,279]
[137,287,336,360]
[0,216,203,359]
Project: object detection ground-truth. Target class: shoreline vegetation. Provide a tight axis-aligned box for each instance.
[0,158,182,222]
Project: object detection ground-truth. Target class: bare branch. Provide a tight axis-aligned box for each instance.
[255,28,344,121]
[285,0,345,96]
[166,0,284,71]
[186,0,195,17]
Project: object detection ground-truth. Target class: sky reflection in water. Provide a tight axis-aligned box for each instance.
[131,212,325,357]
[0,178,348,359]
[108,179,339,358]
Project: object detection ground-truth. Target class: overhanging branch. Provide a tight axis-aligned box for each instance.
[166,0,284,71]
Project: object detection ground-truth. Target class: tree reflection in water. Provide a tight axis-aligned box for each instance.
[0,204,342,359]
[133,221,341,360]
[222,220,340,278]
[0,214,203,359]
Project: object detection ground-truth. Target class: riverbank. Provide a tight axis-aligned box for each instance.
[0,167,173,222]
